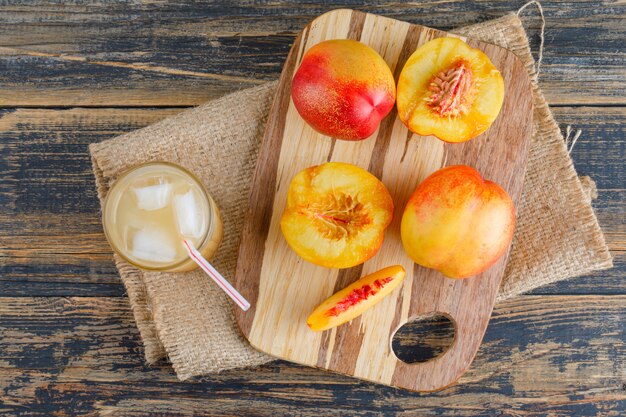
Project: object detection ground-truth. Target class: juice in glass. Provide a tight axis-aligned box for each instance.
[102,162,223,272]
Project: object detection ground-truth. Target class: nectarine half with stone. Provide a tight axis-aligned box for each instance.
[281,162,394,269]
[401,165,515,279]
[307,265,406,331]
[397,37,504,143]
[291,39,396,141]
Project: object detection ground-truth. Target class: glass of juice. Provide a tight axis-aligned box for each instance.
[102,162,223,272]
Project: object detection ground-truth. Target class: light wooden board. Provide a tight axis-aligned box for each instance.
[236,8,535,392]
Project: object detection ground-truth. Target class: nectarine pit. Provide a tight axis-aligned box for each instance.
[301,192,371,240]
[427,59,476,118]
[325,276,393,317]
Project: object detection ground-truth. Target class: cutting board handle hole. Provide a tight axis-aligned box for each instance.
[391,313,456,364]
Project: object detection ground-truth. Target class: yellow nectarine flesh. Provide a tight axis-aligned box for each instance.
[307,265,406,331]
[397,37,504,143]
[281,162,394,269]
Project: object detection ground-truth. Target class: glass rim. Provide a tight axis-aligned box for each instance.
[102,161,215,271]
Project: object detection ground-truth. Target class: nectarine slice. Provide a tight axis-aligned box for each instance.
[397,37,504,143]
[280,162,393,269]
[307,265,406,331]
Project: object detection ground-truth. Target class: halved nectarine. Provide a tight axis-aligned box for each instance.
[396,37,504,143]
[307,265,406,331]
[280,162,393,269]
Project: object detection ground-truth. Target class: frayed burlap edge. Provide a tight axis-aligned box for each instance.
[453,14,612,301]
[90,13,612,380]
[90,83,277,376]
[91,154,166,362]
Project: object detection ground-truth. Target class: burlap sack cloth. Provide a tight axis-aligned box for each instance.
[90,12,613,380]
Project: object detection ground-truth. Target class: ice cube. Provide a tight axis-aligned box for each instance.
[130,227,177,263]
[132,181,172,211]
[121,224,134,252]
[173,189,205,238]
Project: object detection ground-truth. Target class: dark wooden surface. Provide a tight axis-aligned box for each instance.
[0,1,624,415]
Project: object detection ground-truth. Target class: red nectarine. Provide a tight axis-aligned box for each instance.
[291,39,396,141]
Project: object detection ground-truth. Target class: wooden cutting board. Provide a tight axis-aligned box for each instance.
[234,9,533,392]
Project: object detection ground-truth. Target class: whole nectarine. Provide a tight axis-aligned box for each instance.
[281,162,394,269]
[291,39,396,141]
[401,165,515,279]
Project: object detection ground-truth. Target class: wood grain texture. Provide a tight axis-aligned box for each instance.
[0,1,624,106]
[1,296,624,416]
[234,9,534,392]
[0,107,622,298]
[0,0,624,414]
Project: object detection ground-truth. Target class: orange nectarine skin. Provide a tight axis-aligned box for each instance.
[396,37,504,143]
[291,39,396,141]
[281,162,394,269]
[307,265,406,331]
[401,165,515,279]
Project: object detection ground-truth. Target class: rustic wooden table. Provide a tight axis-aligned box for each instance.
[1,1,624,415]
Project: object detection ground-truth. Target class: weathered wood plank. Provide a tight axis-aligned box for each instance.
[557,106,626,191]
[0,106,623,215]
[0,296,624,415]
[0,1,622,413]
[0,107,626,296]
[1,107,622,215]
[1,207,621,296]
[2,369,622,416]
[0,1,623,106]
[0,107,623,297]
[0,212,122,295]
[0,108,182,213]
[523,106,626,296]
[0,281,125,297]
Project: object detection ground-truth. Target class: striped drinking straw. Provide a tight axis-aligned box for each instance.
[182,239,250,311]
